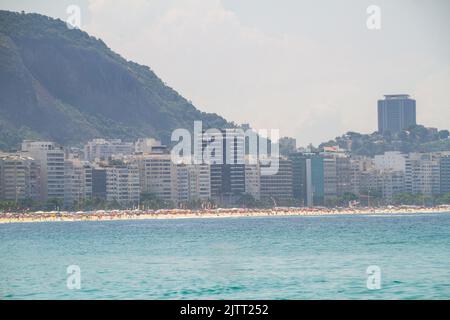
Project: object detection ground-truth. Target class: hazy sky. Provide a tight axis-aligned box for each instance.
[1,0,449,146]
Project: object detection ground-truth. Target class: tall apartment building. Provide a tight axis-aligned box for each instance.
[260,158,293,205]
[289,152,331,207]
[318,148,352,204]
[305,155,325,207]
[441,155,450,194]
[405,153,441,196]
[336,156,351,197]
[380,170,405,203]
[187,164,211,201]
[84,139,134,161]
[0,153,40,201]
[64,159,93,206]
[176,164,212,203]
[92,167,107,200]
[175,164,190,203]
[349,158,362,196]
[105,162,140,205]
[378,94,416,134]
[289,152,308,206]
[349,157,378,196]
[244,157,260,200]
[372,152,407,203]
[203,129,245,204]
[135,153,177,202]
[21,141,65,201]
[323,156,337,205]
[359,169,382,197]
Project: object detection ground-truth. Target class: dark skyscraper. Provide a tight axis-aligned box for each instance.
[92,168,107,200]
[204,129,245,204]
[441,155,450,195]
[378,94,416,134]
[289,152,308,205]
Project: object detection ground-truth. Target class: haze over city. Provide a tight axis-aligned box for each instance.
[1,0,449,145]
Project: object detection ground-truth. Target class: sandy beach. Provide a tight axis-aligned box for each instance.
[1,206,450,224]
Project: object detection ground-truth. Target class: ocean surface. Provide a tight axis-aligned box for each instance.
[1,213,450,299]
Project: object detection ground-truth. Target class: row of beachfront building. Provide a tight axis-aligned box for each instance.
[1,136,450,208]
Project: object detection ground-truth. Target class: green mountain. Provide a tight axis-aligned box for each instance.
[0,10,233,150]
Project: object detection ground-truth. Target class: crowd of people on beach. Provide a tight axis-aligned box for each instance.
[1,205,450,223]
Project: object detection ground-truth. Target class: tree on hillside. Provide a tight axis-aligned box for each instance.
[439,130,450,140]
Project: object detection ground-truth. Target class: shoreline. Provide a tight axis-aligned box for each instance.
[1,206,450,224]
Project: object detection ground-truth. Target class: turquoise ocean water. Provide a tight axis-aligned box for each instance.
[1,213,449,299]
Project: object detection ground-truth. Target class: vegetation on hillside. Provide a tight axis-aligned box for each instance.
[319,125,450,157]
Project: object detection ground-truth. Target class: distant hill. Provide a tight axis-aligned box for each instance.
[0,10,233,150]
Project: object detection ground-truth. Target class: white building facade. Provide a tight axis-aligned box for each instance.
[21,141,65,201]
